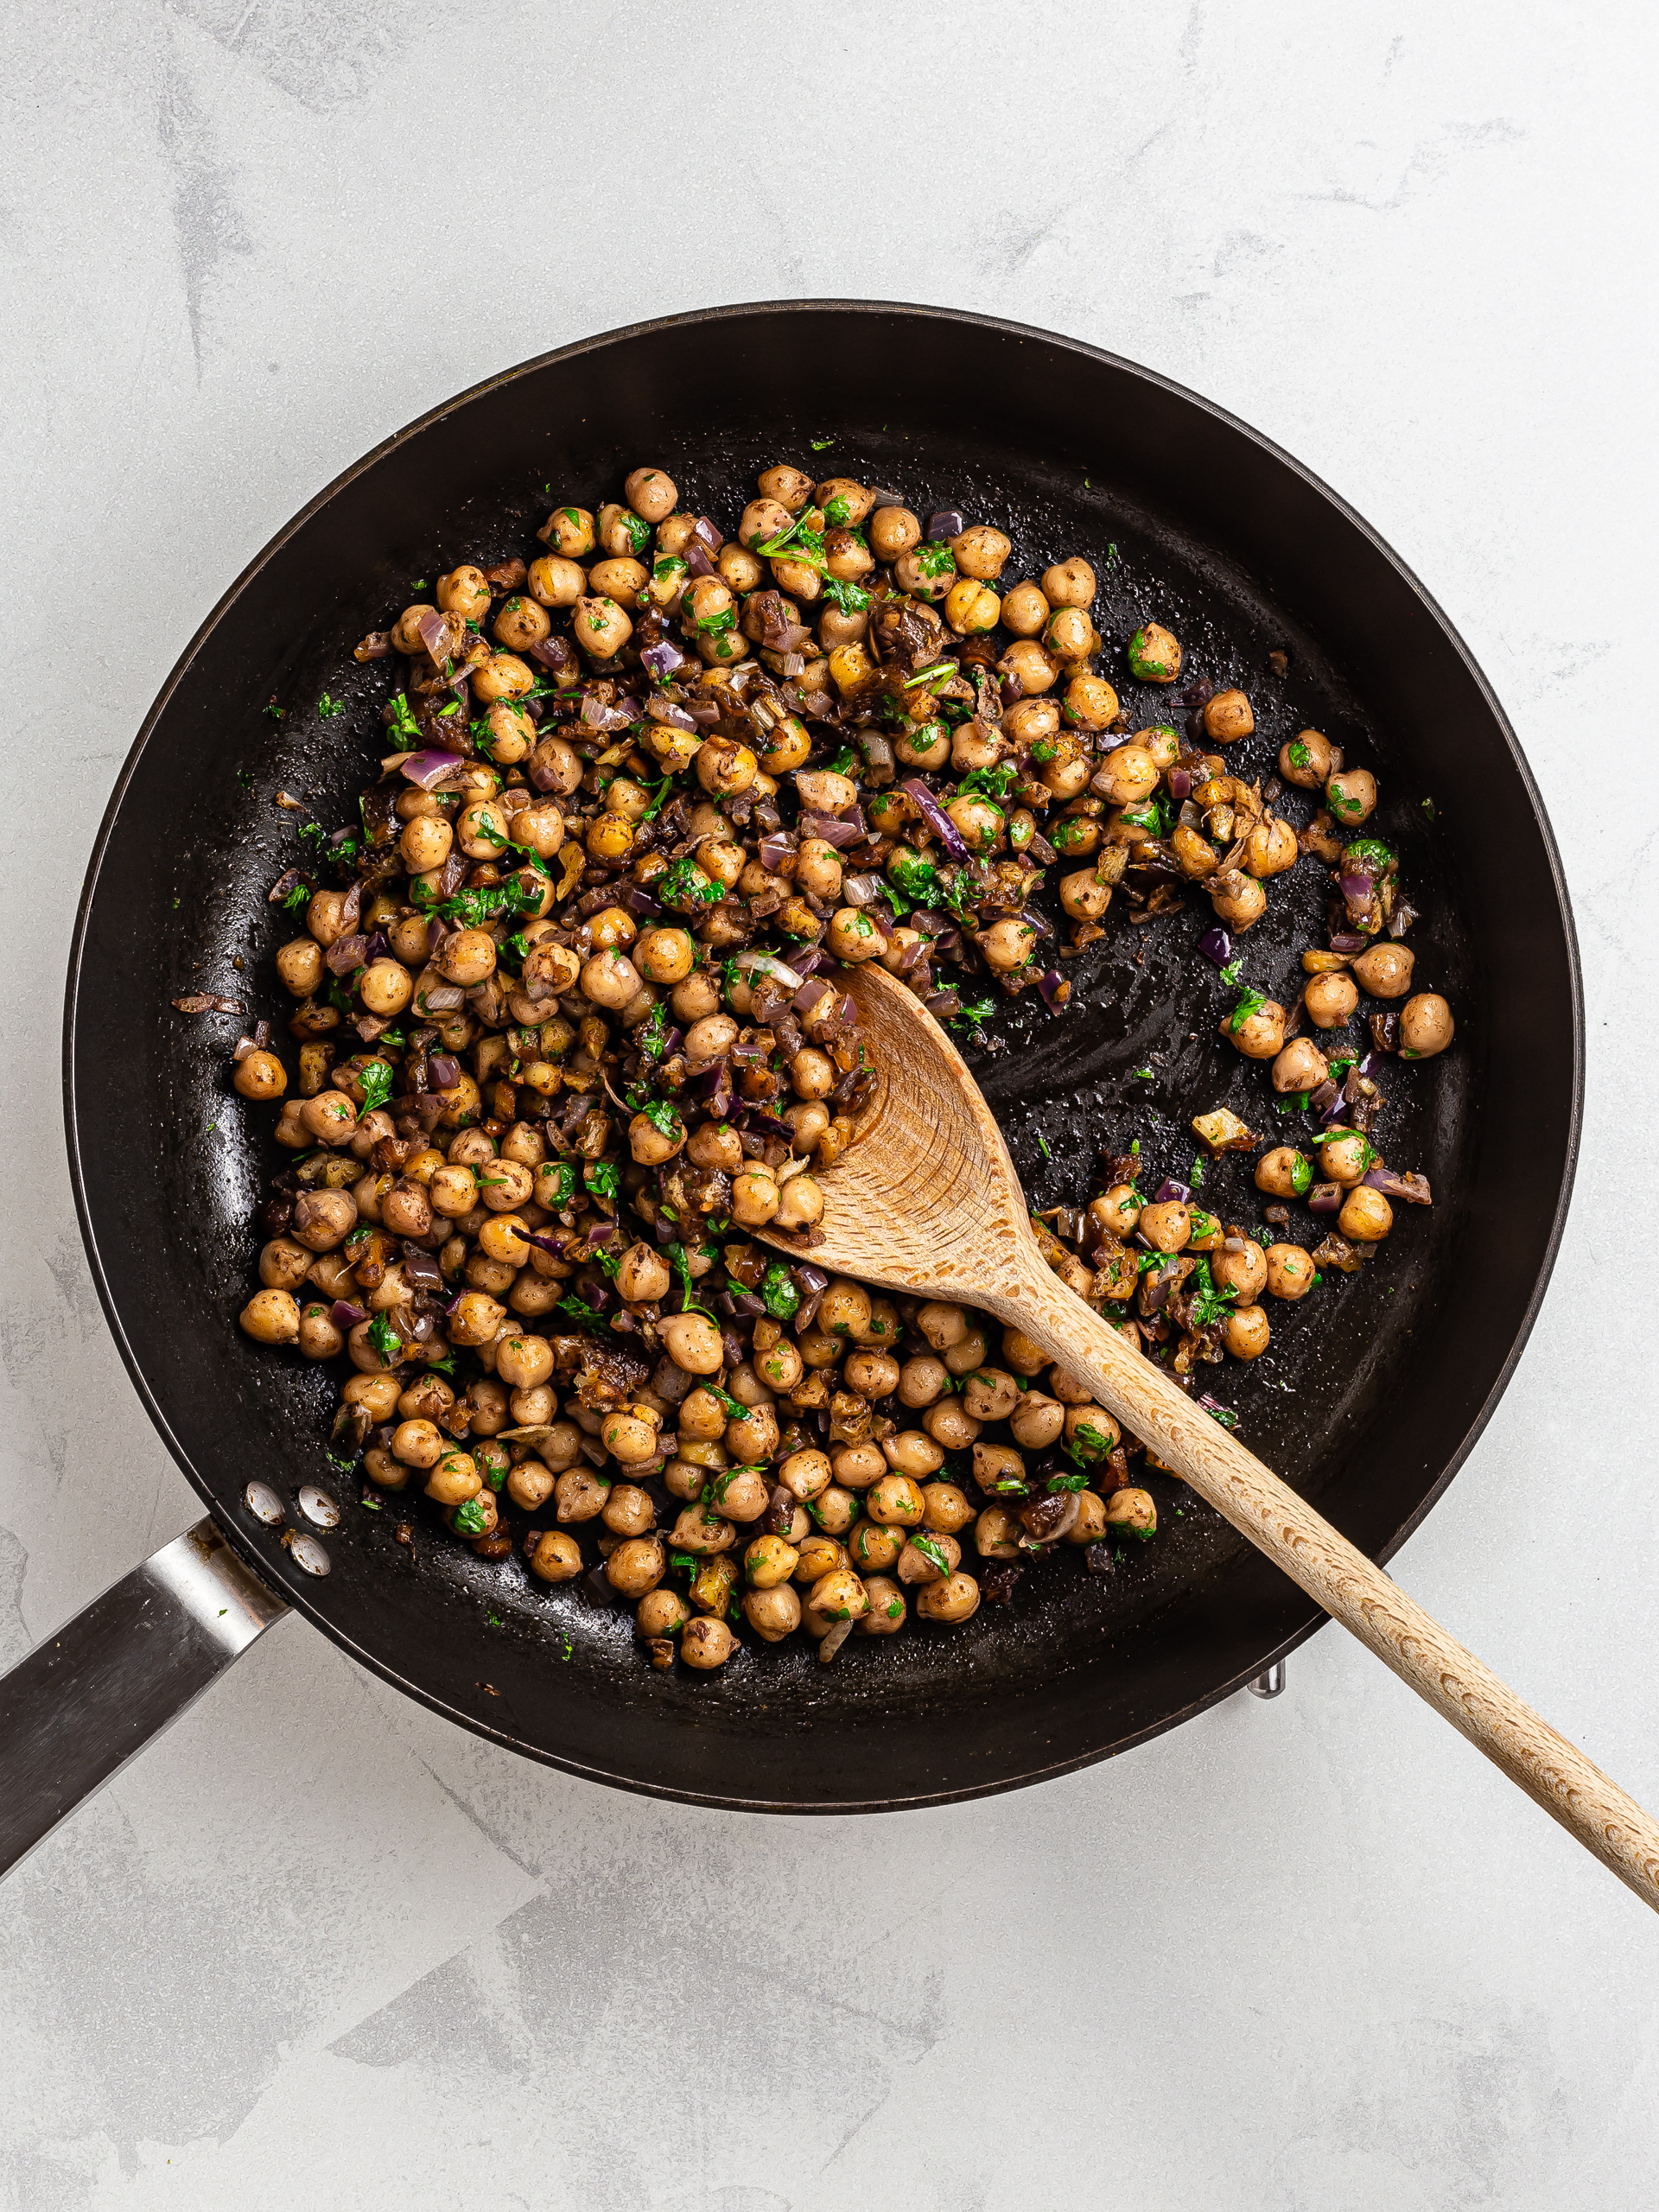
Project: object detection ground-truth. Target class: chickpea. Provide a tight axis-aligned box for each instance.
[632,925,694,985]
[1203,689,1254,743]
[601,1535,664,1601]
[628,1106,685,1167]
[436,564,491,620]
[233,1050,287,1103]
[1211,871,1267,931]
[292,1187,357,1252]
[344,1373,401,1420]
[951,524,1011,580]
[1255,1146,1312,1199]
[1125,620,1181,683]
[1305,972,1359,1029]
[833,1443,887,1492]
[426,1450,481,1506]
[1104,1488,1157,1538]
[916,1572,980,1624]
[570,595,630,660]
[455,797,510,859]
[239,1287,299,1344]
[1224,1305,1271,1361]
[505,1458,555,1512]
[1058,865,1113,922]
[1347,944,1412,1000]
[811,1567,868,1624]
[448,1291,505,1345]
[944,577,1001,634]
[493,595,550,653]
[660,1312,725,1376]
[1000,639,1058,695]
[1244,817,1299,879]
[895,1354,946,1409]
[623,464,678,524]
[1262,1243,1313,1300]
[275,938,323,996]
[849,1521,902,1574]
[774,1448,830,1505]
[856,1578,906,1637]
[681,1618,736,1669]
[862,1435,935,1497]
[298,1087,358,1147]
[979,918,1037,973]
[1039,556,1093,607]
[1067,1492,1111,1545]
[856,502,916,563]
[1223,998,1286,1058]
[1139,1200,1191,1253]
[997,581,1047,638]
[1280,729,1335,789]
[774,1174,823,1232]
[1045,606,1096,663]
[558,1466,613,1525]
[1272,1039,1329,1096]
[742,1583,802,1643]
[923,1400,980,1451]
[1058,674,1115,734]
[524,553,584,610]
[1326,768,1377,829]
[1004,1393,1060,1450]
[1091,1185,1142,1239]
[730,1166,780,1225]
[827,906,885,962]
[579,949,641,1012]
[471,652,534,702]
[1400,994,1455,1058]
[435,928,496,987]
[864,1474,925,1529]
[1338,1186,1394,1243]
[529,1530,583,1583]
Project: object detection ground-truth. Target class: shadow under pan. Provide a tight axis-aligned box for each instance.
[65,302,1581,1811]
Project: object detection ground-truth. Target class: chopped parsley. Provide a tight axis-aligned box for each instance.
[357,1061,395,1116]
[957,763,1020,802]
[585,1160,620,1199]
[760,1261,801,1319]
[914,541,956,578]
[1186,1256,1236,1329]
[556,1294,607,1328]
[911,1533,955,1579]
[820,575,870,614]
[1228,988,1268,1033]
[1287,741,1311,769]
[657,855,721,908]
[317,692,345,720]
[366,1313,403,1363]
[453,1497,488,1535]
[810,436,835,451]
[386,693,420,742]
[640,1098,683,1141]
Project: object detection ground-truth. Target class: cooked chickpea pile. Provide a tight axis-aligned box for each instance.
[219,452,1454,1670]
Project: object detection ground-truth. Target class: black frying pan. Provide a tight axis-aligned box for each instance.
[2,303,1580,1856]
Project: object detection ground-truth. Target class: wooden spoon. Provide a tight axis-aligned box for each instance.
[763,962,1659,1912]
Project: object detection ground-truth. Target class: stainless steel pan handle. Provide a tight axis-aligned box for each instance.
[0,1519,289,1878]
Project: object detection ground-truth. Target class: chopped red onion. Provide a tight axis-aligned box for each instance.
[1026,830,1058,866]
[793,1263,830,1332]
[1166,766,1192,802]
[779,652,806,677]
[900,778,970,860]
[585,1219,620,1244]
[397,751,467,791]
[325,933,368,976]
[1153,1179,1192,1205]
[1308,1182,1344,1212]
[232,1034,257,1062]
[622,883,664,918]
[684,542,716,579]
[1339,872,1375,904]
[1197,925,1233,967]
[1363,1167,1432,1204]
[793,977,833,1017]
[923,988,961,1020]
[428,1054,461,1090]
[693,515,722,553]
[1330,932,1367,954]
[436,852,468,897]
[1020,908,1054,940]
[330,1300,367,1328]
[251,1018,271,1050]
[926,510,964,542]
[799,812,862,849]
[685,697,721,725]
[841,873,880,907]
[581,692,632,732]
[640,639,687,679]
[416,608,453,663]
[1037,969,1071,1010]
[646,696,697,733]
[757,830,797,874]
[1387,899,1419,940]
[529,635,575,673]
[735,949,806,989]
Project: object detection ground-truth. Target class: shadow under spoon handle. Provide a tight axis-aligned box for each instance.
[1012,1261,1659,1915]
[0,1517,288,1881]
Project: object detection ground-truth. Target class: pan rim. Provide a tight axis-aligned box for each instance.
[61,297,1585,1812]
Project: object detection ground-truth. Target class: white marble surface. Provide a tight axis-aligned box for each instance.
[2,3,1655,2204]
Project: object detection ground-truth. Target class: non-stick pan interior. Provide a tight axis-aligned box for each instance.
[67,306,1579,1808]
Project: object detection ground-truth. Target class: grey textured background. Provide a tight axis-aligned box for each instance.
[2,3,1654,2206]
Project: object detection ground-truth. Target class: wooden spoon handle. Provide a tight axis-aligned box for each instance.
[1007,1259,1659,1913]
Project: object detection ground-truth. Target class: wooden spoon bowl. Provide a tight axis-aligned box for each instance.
[761,963,1659,1912]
